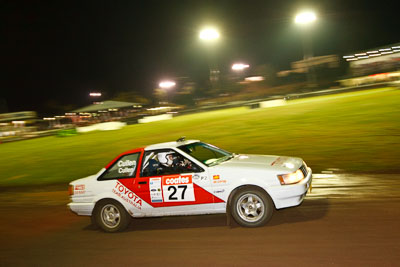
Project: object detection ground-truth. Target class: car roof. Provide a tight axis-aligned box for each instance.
[145,139,200,151]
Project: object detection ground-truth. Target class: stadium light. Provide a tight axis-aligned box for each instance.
[295,11,317,25]
[89,92,101,97]
[159,81,176,89]
[232,63,250,71]
[295,10,317,88]
[199,27,220,41]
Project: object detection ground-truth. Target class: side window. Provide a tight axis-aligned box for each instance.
[141,150,202,177]
[99,153,140,180]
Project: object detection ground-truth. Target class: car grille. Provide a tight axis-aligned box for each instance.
[300,164,308,177]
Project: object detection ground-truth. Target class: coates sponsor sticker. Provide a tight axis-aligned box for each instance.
[162,175,195,202]
[113,181,142,209]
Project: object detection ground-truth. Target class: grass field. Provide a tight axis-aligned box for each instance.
[1,87,399,187]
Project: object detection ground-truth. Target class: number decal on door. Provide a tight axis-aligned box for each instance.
[167,185,188,201]
[162,175,195,202]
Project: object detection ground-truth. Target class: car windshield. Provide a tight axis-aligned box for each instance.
[178,142,234,167]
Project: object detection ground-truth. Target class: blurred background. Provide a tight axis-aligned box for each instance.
[1,0,399,185]
[1,2,400,265]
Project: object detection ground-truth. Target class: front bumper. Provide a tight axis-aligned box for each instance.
[267,167,312,209]
[68,202,95,216]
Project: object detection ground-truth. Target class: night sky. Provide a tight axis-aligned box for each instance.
[2,0,399,115]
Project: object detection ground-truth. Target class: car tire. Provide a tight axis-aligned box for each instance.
[231,187,274,227]
[93,199,130,233]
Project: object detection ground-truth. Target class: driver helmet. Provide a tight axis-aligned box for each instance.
[157,152,174,166]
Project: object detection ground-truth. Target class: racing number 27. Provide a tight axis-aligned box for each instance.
[168,185,187,200]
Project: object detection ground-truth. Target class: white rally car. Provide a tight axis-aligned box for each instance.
[69,138,312,232]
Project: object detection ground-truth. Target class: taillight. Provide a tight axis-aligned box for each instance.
[68,185,74,195]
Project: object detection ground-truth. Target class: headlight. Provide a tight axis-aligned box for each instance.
[277,169,304,185]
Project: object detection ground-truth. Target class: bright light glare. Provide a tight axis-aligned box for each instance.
[295,11,317,24]
[147,106,169,111]
[245,76,264,82]
[89,92,101,97]
[159,81,176,89]
[199,28,220,41]
[232,63,250,71]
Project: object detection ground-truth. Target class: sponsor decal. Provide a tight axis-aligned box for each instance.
[193,174,208,181]
[75,184,85,190]
[162,175,195,202]
[213,175,227,184]
[200,176,208,181]
[271,157,289,166]
[213,189,225,194]
[74,184,86,194]
[164,175,191,185]
[149,177,163,203]
[213,179,227,184]
[113,181,142,209]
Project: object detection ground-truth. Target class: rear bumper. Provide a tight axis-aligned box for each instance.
[268,167,312,209]
[68,202,95,216]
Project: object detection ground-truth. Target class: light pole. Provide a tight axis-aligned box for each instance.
[199,27,220,92]
[295,10,317,88]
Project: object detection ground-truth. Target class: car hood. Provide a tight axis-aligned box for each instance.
[213,154,303,173]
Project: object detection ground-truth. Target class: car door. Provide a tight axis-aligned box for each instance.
[97,151,146,214]
[135,149,218,216]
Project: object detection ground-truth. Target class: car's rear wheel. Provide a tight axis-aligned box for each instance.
[231,187,274,227]
[93,199,130,232]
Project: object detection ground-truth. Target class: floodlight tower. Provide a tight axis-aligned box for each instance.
[295,10,317,88]
[199,27,220,90]
[159,80,176,103]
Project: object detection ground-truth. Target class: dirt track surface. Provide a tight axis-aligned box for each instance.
[1,173,400,266]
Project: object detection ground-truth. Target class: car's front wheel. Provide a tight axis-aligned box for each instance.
[231,187,274,227]
[93,199,130,232]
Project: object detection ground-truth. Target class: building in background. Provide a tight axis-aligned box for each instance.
[0,111,37,142]
[340,43,400,87]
